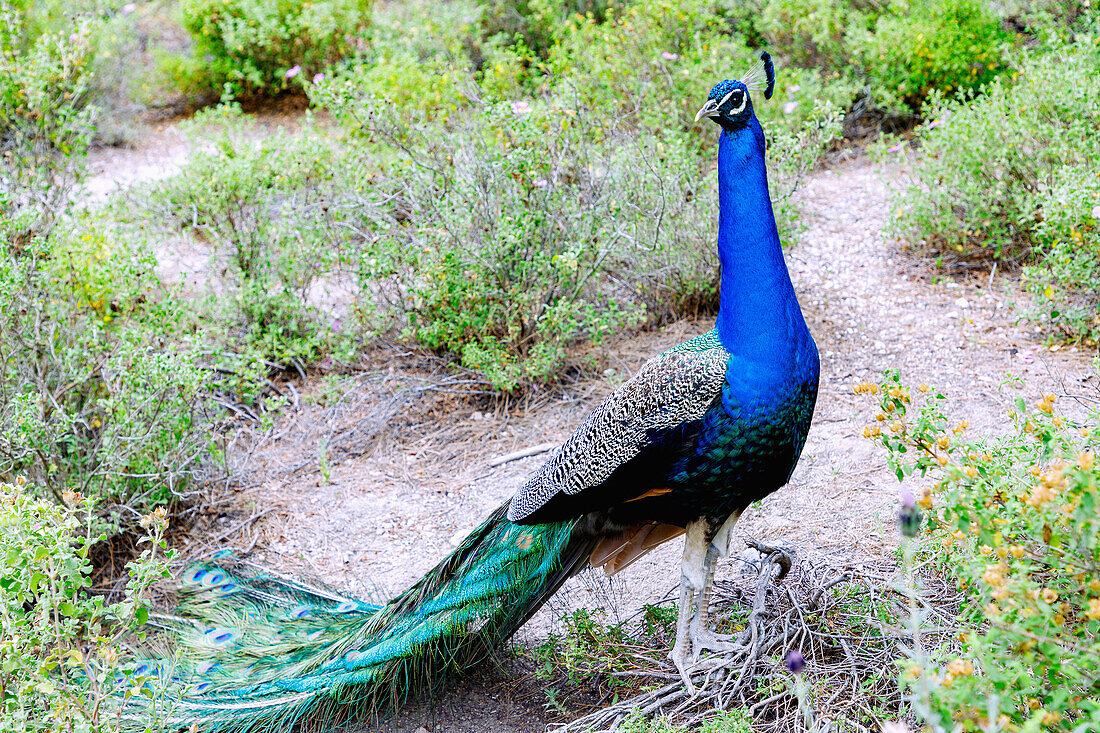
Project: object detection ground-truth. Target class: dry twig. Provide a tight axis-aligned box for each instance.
[552,552,963,733]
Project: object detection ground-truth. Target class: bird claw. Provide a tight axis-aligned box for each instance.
[689,628,740,660]
[669,643,697,696]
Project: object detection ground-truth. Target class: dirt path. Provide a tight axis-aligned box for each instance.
[174,157,1096,730]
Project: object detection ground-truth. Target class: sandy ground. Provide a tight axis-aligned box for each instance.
[89,124,1099,730]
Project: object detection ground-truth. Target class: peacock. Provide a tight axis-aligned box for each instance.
[116,52,819,731]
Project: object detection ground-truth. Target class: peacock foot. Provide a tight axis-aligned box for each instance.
[669,638,697,695]
[687,625,741,659]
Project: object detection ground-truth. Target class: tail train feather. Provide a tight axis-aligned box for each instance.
[119,503,594,731]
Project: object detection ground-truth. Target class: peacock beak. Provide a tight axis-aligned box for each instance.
[694,99,720,122]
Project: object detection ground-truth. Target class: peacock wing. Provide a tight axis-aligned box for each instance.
[506,340,729,524]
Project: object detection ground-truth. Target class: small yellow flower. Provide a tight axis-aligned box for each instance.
[953,420,970,435]
[1027,698,1041,711]
[1042,588,1058,603]
[946,658,974,677]
[917,488,933,509]
[1077,451,1095,470]
[1085,599,1100,621]
[918,383,930,393]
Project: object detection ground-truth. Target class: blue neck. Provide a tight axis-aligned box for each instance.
[714,119,806,360]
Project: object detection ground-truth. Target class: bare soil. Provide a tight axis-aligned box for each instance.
[92,125,1099,731]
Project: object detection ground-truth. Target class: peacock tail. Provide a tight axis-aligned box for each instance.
[118,505,593,732]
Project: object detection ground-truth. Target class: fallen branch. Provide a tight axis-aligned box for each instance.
[488,442,558,467]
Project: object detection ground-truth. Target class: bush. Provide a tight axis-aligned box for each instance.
[325,92,649,390]
[171,0,371,98]
[854,0,1010,109]
[140,105,355,367]
[859,372,1100,731]
[0,1,97,233]
[890,42,1100,340]
[1023,162,1100,344]
[757,0,871,70]
[0,211,217,538]
[0,481,172,732]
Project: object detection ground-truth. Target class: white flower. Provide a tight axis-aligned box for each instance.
[533,178,548,188]
[313,72,325,84]
[1091,204,1100,219]
[783,101,799,114]
[510,100,532,115]
[788,84,801,94]
[285,65,301,79]
[121,2,137,12]
[661,51,679,60]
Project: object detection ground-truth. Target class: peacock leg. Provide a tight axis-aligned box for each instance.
[688,542,739,657]
[669,519,710,693]
[669,573,698,694]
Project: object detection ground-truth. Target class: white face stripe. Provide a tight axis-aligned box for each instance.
[728,92,748,115]
[718,88,748,116]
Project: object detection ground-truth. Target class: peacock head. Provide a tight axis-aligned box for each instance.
[695,52,775,132]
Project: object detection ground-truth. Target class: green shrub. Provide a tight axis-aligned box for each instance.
[0,1,97,232]
[329,94,648,390]
[854,0,1010,109]
[758,0,871,70]
[0,481,172,732]
[1023,162,1100,343]
[141,105,354,367]
[0,212,216,538]
[860,372,1100,731]
[172,0,371,98]
[890,42,1100,340]
[546,0,743,134]
[998,0,1096,36]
